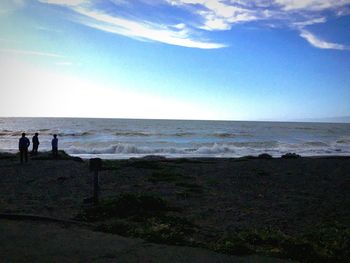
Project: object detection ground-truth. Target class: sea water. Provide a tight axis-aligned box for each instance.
[0,117,349,159]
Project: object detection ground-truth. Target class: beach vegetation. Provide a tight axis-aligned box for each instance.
[281,153,301,159]
[78,193,197,245]
[102,159,164,170]
[258,153,273,159]
[75,191,350,262]
[214,224,350,262]
[29,150,83,162]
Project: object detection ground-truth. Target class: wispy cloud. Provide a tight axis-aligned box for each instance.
[0,48,64,57]
[38,0,85,7]
[35,0,350,50]
[37,0,225,49]
[292,17,327,27]
[73,7,225,49]
[166,0,350,50]
[35,26,62,33]
[168,0,261,31]
[299,30,350,50]
[275,0,350,11]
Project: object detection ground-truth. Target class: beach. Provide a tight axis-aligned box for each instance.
[0,152,349,262]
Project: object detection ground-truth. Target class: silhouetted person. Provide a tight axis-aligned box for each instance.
[19,133,30,163]
[31,133,40,155]
[52,134,58,158]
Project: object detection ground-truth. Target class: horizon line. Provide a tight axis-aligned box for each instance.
[0,116,349,124]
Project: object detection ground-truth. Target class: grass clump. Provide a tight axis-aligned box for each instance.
[77,193,349,262]
[131,216,196,245]
[281,153,301,159]
[213,224,350,262]
[258,153,273,159]
[77,193,197,245]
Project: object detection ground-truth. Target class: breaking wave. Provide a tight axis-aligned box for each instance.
[65,140,350,157]
[58,131,92,137]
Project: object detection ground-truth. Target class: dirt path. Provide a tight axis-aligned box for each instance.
[0,219,292,263]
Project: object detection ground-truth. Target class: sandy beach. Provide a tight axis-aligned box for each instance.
[0,152,349,262]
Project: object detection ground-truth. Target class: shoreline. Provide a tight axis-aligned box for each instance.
[2,150,350,161]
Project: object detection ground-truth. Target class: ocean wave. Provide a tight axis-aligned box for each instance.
[0,130,12,136]
[336,136,350,144]
[174,132,196,137]
[0,129,93,137]
[64,139,349,157]
[67,144,185,155]
[0,131,24,136]
[113,131,197,137]
[213,133,237,138]
[231,141,280,148]
[58,131,92,137]
[114,132,150,137]
[195,144,236,154]
[66,142,278,155]
[301,141,329,147]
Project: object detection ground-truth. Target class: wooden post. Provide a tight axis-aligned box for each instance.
[93,170,99,204]
[89,158,102,205]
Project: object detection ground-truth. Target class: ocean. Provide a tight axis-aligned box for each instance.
[0,117,349,159]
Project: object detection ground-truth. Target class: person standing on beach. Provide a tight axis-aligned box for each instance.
[52,134,58,158]
[31,133,40,155]
[19,133,30,163]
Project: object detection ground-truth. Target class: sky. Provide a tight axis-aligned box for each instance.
[0,0,350,121]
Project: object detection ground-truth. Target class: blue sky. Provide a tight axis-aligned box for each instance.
[0,0,350,121]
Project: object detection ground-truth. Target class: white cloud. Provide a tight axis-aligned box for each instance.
[293,17,326,27]
[37,0,225,49]
[169,0,259,31]
[35,0,350,50]
[38,0,86,6]
[167,0,350,50]
[299,30,350,50]
[73,7,226,49]
[275,0,350,11]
